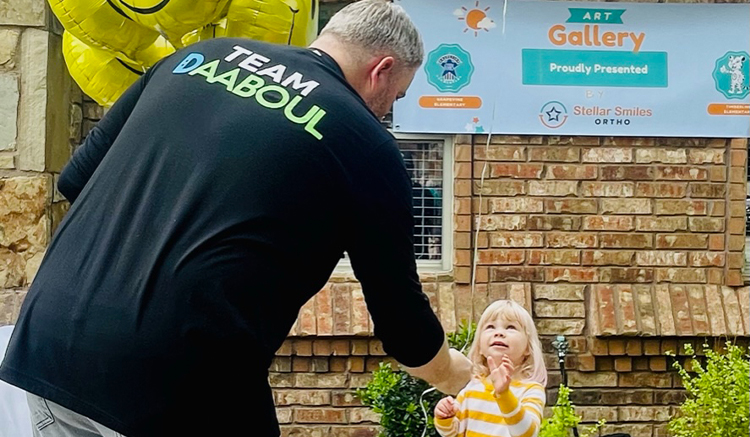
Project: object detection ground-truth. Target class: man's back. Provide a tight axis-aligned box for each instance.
[0,38,440,436]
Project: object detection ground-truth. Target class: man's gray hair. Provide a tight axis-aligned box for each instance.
[320,0,424,69]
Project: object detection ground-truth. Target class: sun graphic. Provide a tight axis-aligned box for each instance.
[454,1,496,36]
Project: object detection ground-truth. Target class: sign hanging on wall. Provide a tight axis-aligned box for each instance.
[392,0,750,138]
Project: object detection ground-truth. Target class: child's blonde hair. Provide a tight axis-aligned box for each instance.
[467,300,547,386]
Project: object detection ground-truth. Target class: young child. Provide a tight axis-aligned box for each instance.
[434,300,547,437]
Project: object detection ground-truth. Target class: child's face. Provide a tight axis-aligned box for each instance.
[479,315,529,369]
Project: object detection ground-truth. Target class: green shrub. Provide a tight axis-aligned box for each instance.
[355,322,475,437]
[668,341,750,437]
[539,384,605,437]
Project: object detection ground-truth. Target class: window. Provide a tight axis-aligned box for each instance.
[336,134,453,273]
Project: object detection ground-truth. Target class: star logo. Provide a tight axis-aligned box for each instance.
[539,101,568,129]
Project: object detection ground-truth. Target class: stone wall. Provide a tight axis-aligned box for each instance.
[0,0,77,323]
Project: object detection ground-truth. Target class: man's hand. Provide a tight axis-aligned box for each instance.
[434,396,459,419]
[402,341,472,395]
[487,355,514,395]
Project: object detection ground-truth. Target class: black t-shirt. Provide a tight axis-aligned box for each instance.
[0,38,444,436]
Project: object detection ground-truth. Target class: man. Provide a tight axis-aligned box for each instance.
[0,1,472,436]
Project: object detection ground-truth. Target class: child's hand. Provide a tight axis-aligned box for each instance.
[434,396,459,419]
[487,355,514,395]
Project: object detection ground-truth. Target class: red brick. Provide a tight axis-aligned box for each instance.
[635,182,687,198]
[721,286,745,335]
[601,268,654,283]
[728,253,745,269]
[548,136,600,146]
[730,138,748,149]
[275,390,331,406]
[456,162,472,178]
[332,285,351,336]
[454,232,472,250]
[729,217,746,234]
[709,200,726,217]
[653,285,676,336]
[294,339,313,356]
[582,148,633,163]
[601,199,652,215]
[528,250,581,265]
[489,232,544,248]
[634,285,658,335]
[655,268,707,283]
[331,340,349,356]
[730,149,747,166]
[547,267,598,283]
[295,408,347,424]
[315,286,334,336]
[351,289,369,335]
[599,233,653,249]
[313,340,332,356]
[635,217,687,232]
[298,297,317,336]
[608,339,626,355]
[729,183,746,200]
[614,357,633,372]
[489,163,544,178]
[351,339,368,356]
[293,357,311,372]
[636,251,687,266]
[475,145,525,161]
[689,252,725,267]
[655,166,708,180]
[601,165,654,180]
[455,179,471,196]
[582,216,634,231]
[708,234,725,250]
[643,339,661,355]
[636,148,687,164]
[618,372,673,388]
[490,267,544,282]
[533,284,586,300]
[730,167,746,183]
[528,181,578,197]
[689,149,725,164]
[603,137,655,147]
[688,217,725,233]
[529,147,579,162]
[548,232,598,248]
[534,301,585,318]
[581,250,634,266]
[490,198,543,213]
[455,144,471,161]
[656,234,708,249]
[670,285,694,335]
[728,235,745,251]
[528,215,581,231]
[578,354,596,371]
[475,180,525,196]
[277,340,293,356]
[480,215,527,231]
[545,199,598,214]
[689,183,727,198]
[331,391,362,407]
[704,286,727,335]
[686,285,710,335]
[477,249,525,265]
[547,165,598,180]
[582,182,634,197]
[271,357,292,373]
[655,199,707,215]
[710,166,727,182]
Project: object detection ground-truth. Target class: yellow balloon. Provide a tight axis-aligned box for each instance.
[49,0,164,65]
[224,0,318,47]
[51,0,318,106]
[107,0,232,48]
[62,31,140,107]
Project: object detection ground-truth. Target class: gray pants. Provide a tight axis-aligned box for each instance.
[27,393,126,437]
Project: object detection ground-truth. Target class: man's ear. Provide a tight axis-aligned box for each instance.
[369,56,396,86]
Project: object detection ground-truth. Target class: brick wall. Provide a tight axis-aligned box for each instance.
[280,135,749,437]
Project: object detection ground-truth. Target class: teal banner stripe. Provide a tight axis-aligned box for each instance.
[522,49,668,87]
[567,8,625,24]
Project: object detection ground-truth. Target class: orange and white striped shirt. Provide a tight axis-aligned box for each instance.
[434,377,545,437]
